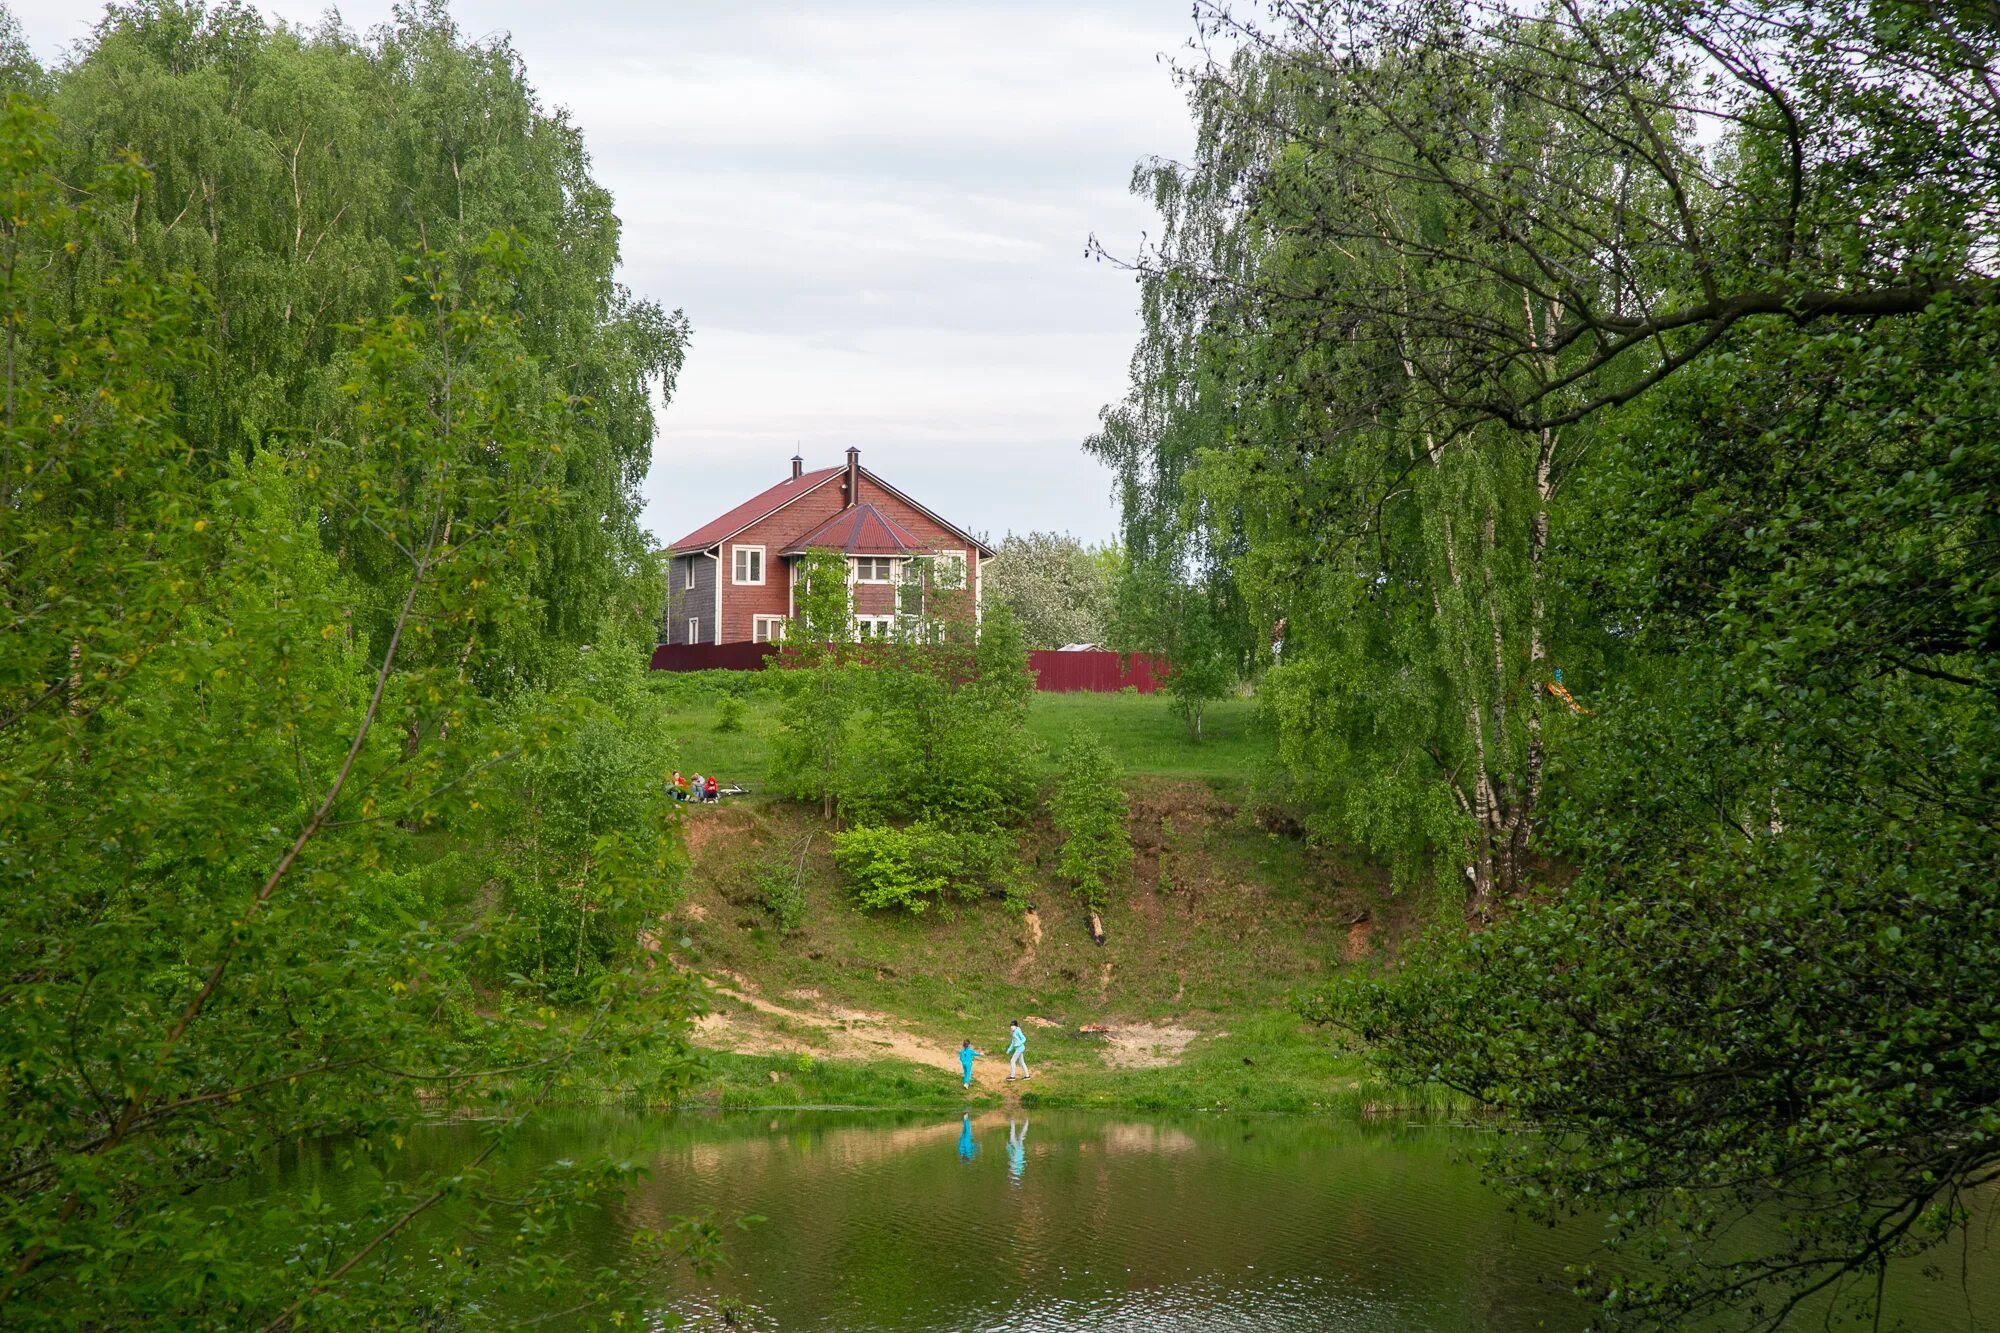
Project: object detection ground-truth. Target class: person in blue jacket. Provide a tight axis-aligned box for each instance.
[957,1113,977,1162]
[959,1039,984,1089]
[1005,1020,1031,1080]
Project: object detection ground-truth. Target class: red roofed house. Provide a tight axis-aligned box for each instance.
[663,448,993,646]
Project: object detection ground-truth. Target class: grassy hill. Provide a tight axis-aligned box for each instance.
[627,676,1444,1115]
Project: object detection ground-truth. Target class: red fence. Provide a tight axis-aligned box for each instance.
[1027,650,1165,694]
[649,642,780,673]
[649,642,1166,694]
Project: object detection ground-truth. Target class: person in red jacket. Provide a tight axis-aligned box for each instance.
[704,774,720,803]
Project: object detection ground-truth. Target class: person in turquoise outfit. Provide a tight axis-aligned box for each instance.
[958,1038,984,1089]
[957,1113,977,1162]
[1005,1020,1031,1080]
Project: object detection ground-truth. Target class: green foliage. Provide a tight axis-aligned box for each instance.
[44,1,689,677]
[831,823,1024,915]
[0,87,691,1330]
[831,824,952,913]
[714,692,747,733]
[985,530,1118,649]
[1182,0,2000,1325]
[756,858,809,933]
[1051,729,1133,913]
[484,619,683,1004]
[770,548,860,817]
[1115,561,1242,741]
[843,602,1037,828]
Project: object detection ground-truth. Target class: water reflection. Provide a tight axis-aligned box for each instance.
[251,1110,2000,1332]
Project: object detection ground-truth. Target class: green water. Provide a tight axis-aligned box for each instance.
[283,1110,2000,1331]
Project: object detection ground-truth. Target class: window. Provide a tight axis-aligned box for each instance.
[684,559,695,590]
[936,550,967,590]
[732,545,765,585]
[686,617,700,644]
[855,615,895,641]
[853,556,896,583]
[752,615,787,644]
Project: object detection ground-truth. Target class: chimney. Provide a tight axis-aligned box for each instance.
[790,453,803,480]
[845,446,860,508]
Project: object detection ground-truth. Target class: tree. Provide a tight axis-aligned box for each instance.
[0,102,691,1328]
[46,1,689,677]
[1106,0,2000,1324]
[772,547,860,819]
[984,531,1116,649]
[1113,558,1242,741]
[1051,728,1133,927]
[852,598,1036,828]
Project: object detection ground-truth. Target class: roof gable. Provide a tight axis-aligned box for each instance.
[781,503,923,556]
[669,467,843,550]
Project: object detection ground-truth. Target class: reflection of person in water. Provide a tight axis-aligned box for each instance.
[1007,1117,1029,1183]
[958,1113,977,1162]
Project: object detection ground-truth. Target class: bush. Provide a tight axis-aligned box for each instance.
[714,693,747,733]
[756,853,809,932]
[832,822,1024,914]
[1052,728,1133,912]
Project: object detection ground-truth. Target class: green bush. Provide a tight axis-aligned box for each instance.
[1052,727,1133,912]
[756,856,809,931]
[832,822,1024,914]
[714,693,747,733]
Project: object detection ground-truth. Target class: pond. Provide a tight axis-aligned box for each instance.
[283,1110,2000,1331]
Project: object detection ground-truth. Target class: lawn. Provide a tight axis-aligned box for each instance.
[645,671,1275,794]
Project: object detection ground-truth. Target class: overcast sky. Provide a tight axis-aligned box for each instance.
[12,1,1201,549]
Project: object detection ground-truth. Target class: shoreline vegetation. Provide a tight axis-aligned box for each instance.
[583,675,1465,1121]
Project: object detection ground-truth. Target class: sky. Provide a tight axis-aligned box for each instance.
[10,1,1203,550]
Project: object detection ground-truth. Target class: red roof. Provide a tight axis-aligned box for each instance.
[669,467,843,550]
[781,503,923,556]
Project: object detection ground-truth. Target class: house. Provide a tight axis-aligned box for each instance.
[662,448,993,645]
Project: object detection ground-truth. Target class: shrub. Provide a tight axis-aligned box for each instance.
[756,853,809,932]
[833,825,950,913]
[832,822,1024,914]
[1052,728,1133,912]
[714,693,747,733]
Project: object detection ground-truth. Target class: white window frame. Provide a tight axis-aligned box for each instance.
[936,549,967,590]
[684,559,694,590]
[686,617,700,644]
[752,615,787,644]
[732,544,765,586]
[852,555,897,584]
[854,615,895,642]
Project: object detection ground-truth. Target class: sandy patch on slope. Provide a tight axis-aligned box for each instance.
[1098,1023,1201,1070]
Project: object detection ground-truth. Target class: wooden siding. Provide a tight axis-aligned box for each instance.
[661,553,718,645]
[714,472,984,644]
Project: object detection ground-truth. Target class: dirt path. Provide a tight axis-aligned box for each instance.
[693,971,1019,1090]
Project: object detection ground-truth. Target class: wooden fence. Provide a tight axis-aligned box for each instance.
[648,642,780,673]
[648,642,1166,695]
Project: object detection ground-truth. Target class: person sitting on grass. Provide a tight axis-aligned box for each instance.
[689,773,705,805]
[959,1039,984,1089]
[705,774,721,802]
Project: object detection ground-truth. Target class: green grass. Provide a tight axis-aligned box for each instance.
[1024,692,1271,786]
[676,1051,998,1111]
[1015,1007,1464,1116]
[646,672,1274,794]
